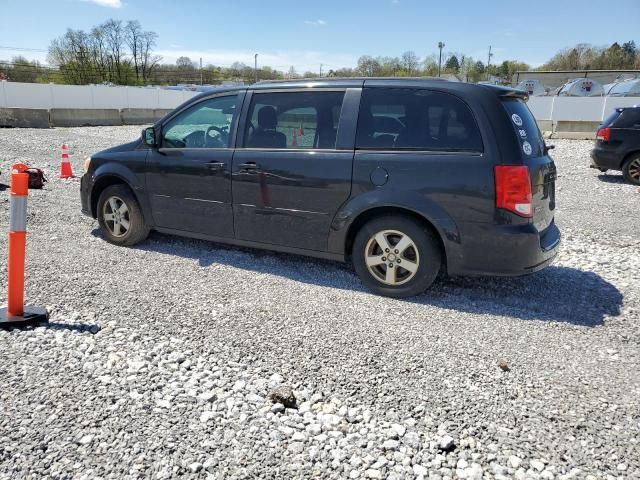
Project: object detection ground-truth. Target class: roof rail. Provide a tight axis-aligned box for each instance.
[256,76,448,84]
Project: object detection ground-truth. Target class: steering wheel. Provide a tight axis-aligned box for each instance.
[205,126,228,148]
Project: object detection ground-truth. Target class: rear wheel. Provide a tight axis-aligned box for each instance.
[97,184,149,246]
[352,216,441,298]
[622,155,640,185]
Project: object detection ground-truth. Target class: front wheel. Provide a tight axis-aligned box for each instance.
[97,184,150,246]
[622,155,640,185]
[352,216,442,298]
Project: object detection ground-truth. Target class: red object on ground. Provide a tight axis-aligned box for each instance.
[0,163,49,327]
[7,164,29,316]
[60,143,74,179]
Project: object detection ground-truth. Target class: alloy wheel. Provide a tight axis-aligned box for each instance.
[628,158,640,182]
[365,229,420,286]
[102,196,130,237]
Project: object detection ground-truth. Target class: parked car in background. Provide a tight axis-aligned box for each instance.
[80,79,560,298]
[591,106,640,185]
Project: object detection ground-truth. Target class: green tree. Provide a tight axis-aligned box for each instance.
[445,55,460,73]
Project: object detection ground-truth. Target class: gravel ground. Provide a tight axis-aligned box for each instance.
[0,127,638,480]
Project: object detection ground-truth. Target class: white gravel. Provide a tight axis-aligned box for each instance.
[0,128,639,479]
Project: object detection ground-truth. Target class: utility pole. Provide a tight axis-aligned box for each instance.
[437,42,445,77]
[487,46,493,81]
[319,64,323,78]
[199,57,203,85]
[254,53,258,83]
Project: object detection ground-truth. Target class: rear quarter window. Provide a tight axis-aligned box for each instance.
[502,99,544,158]
[612,109,640,128]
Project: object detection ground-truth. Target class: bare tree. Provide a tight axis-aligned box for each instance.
[125,20,142,82]
[140,31,161,82]
[102,19,129,83]
[401,51,420,75]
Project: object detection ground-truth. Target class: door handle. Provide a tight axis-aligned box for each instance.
[238,162,260,172]
[207,161,226,170]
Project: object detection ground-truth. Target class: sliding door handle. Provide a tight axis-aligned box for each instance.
[206,161,226,171]
[238,162,260,172]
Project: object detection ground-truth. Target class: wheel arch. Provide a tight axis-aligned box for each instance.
[622,149,640,168]
[343,206,449,273]
[91,174,139,219]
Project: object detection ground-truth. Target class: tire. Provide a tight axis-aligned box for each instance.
[97,184,150,246]
[622,155,640,186]
[352,215,442,298]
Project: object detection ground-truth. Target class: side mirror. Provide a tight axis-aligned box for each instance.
[544,143,555,154]
[142,127,157,147]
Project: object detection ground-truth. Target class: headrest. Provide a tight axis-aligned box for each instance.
[258,106,278,130]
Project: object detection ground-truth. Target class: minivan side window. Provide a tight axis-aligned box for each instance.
[356,88,483,152]
[162,95,238,149]
[244,91,345,149]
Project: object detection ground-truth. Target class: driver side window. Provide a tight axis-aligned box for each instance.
[161,95,237,149]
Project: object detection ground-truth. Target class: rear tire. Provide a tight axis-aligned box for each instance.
[352,216,441,298]
[622,155,640,185]
[97,184,149,246]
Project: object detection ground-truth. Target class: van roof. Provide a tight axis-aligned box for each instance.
[189,77,529,101]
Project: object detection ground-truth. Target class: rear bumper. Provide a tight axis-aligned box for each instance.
[590,148,622,171]
[448,221,560,277]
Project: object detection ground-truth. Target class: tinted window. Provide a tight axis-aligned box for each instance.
[162,95,237,149]
[601,109,622,127]
[613,109,640,128]
[502,99,544,158]
[244,91,345,149]
[356,88,482,152]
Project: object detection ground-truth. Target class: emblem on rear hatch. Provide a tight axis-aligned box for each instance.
[511,114,523,127]
[522,141,533,156]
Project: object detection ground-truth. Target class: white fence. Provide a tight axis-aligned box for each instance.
[527,96,639,122]
[1,80,639,124]
[0,81,198,110]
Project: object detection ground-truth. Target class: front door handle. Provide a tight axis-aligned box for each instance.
[207,161,226,171]
[238,162,260,172]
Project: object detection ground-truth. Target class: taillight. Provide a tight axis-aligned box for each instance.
[495,165,533,218]
[596,127,611,142]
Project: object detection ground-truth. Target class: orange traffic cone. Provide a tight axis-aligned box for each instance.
[60,144,74,179]
[292,129,298,147]
[299,125,305,136]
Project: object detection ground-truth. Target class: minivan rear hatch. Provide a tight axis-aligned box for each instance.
[501,98,556,232]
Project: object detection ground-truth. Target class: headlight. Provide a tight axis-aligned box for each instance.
[83,156,92,172]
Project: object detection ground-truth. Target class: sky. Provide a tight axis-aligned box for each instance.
[1,0,639,71]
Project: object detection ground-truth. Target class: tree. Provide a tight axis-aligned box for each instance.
[357,55,381,76]
[4,56,41,83]
[445,55,460,73]
[401,51,420,75]
[422,55,438,76]
[176,56,195,69]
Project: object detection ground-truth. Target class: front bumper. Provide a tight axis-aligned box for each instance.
[80,173,93,217]
[448,221,561,277]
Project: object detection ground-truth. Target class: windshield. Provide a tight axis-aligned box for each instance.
[502,99,544,158]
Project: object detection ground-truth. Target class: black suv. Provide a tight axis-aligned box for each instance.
[80,79,560,298]
[591,106,640,185]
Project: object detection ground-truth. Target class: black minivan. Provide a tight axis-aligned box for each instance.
[80,79,560,298]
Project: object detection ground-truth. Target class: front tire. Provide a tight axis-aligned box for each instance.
[352,216,441,298]
[97,184,149,246]
[622,155,640,185]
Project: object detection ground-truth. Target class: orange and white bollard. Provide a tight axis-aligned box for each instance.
[59,143,74,179]
[0,164,49,327]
